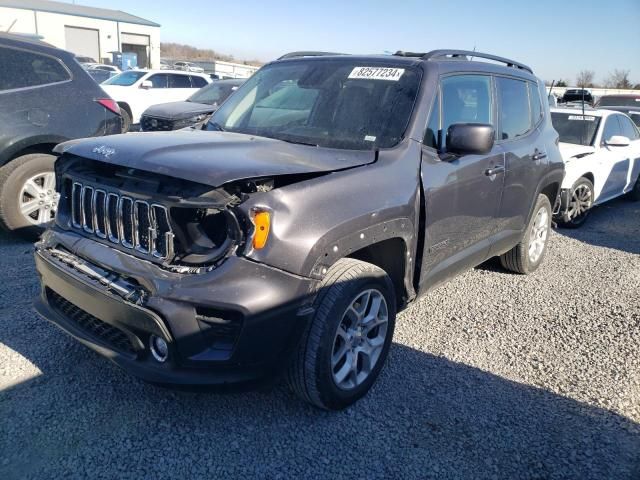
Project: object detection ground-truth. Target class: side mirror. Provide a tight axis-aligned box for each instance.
[604,135,630,147]
[446,123,495,156]
[140,80,153,89]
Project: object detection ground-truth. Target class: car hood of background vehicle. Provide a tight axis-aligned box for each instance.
[142,101,215,120]
[54,130,375,187]
[558,142,595,162]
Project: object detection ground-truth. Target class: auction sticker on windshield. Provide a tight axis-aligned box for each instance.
[568,115,596,121]
[348,67,405,81]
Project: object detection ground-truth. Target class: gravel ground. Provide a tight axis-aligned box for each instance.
[0,198,638,479]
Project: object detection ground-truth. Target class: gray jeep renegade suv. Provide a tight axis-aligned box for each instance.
[34,50,564,409]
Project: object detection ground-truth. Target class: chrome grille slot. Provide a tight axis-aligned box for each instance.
[106,193,119,243]
[68,181,174,261]
[81,186,94,233]
[94,190,107,238]
[119,197,134,248]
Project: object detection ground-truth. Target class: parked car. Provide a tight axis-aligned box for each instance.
[34,49,564,409]
[551,107,640,227]
[595,94,640,128]
[173,61,205,73]
[101,70,211,132]
[140,79,243,131]
[159,60,172,70]
[86,69,113,84]
[0,33,121,236]
[88,64,121,74]
[561,89,594,105]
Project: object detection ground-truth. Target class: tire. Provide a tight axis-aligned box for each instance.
[628,174,640,202]
[557,177,595,228]
[500,194,552,275]
[120,107,132,133]
[0,153,58,238]
[287,258,397,410]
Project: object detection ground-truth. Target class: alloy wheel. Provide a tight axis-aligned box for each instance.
[528,205,549,264]
[331,289,389,390]
[19,172,58,225]
[567,184,592,222]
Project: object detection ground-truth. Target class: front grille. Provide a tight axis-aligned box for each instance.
[140,115,174,131]
[70,182,174,259]
[46,288,136,354]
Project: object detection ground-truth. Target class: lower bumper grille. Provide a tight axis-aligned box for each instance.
[46,288,136,354]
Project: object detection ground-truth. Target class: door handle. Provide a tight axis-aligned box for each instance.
[532,150,547,161]
[485,165,505,176]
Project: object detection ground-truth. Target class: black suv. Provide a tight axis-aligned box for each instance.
[34,50,564,409]
[140,79,244,131]
[0,33,121,236]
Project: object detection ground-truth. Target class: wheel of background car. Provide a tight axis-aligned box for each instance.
[558,177,594,228]
[500,194,552,274]
[0,153,57,238]
[120,108,132,133]
[287,258,396,410]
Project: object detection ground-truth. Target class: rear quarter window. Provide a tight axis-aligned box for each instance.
[0,46,70,91]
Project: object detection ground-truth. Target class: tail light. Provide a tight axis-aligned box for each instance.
[96,98,121,115]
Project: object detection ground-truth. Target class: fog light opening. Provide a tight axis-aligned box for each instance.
[149,335,169,363]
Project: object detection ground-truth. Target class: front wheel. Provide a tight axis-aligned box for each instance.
[500,194,552,274]
[288,258,396,410]
[557,177,594,228]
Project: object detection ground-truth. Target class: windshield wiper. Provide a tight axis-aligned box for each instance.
[207,121,225,132]
[276,137,319,147]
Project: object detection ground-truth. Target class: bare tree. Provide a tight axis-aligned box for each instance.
[576,70,595,88]
[605,69,632,89]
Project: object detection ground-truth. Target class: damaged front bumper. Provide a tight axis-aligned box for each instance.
[34,229,316,386]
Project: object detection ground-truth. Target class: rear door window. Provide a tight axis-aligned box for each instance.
[496,77,531,140]
[169,74,191,88]
[441,74,493,149]
[0,46,70,91]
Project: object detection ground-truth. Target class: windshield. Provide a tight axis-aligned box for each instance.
[102,71,146,86]
[551,112,601,146]
[207,60,421,150]
[597,96,640,107]
[189,83,238,105]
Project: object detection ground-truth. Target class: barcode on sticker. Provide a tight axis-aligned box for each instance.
[348,67,405,81]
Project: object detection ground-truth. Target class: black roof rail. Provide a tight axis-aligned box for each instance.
[278,51,345,60]
[421,49,533,74]
[393,51,426,57]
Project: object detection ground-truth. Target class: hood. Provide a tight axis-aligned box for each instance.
[142,101,215,120]
[54,130,375,187]
[558,142,595,162]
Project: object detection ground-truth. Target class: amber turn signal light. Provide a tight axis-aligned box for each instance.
[252,211,271,249]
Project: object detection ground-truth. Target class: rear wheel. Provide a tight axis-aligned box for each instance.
[119,106,132,133]
[0,153,58,238]
[288,258,396,410]
[500,194,552,274]
[558,177,594,228]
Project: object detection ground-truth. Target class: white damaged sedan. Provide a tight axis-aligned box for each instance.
[551,108,640,227]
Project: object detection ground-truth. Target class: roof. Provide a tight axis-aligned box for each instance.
[0,31,72,57]
[0,0,160,27]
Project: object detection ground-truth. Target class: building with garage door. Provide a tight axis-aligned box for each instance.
[0,0,160,69]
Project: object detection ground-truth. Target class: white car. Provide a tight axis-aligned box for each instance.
[101,70,211,131]
[551,107,640,227]
[173,61,205,73]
